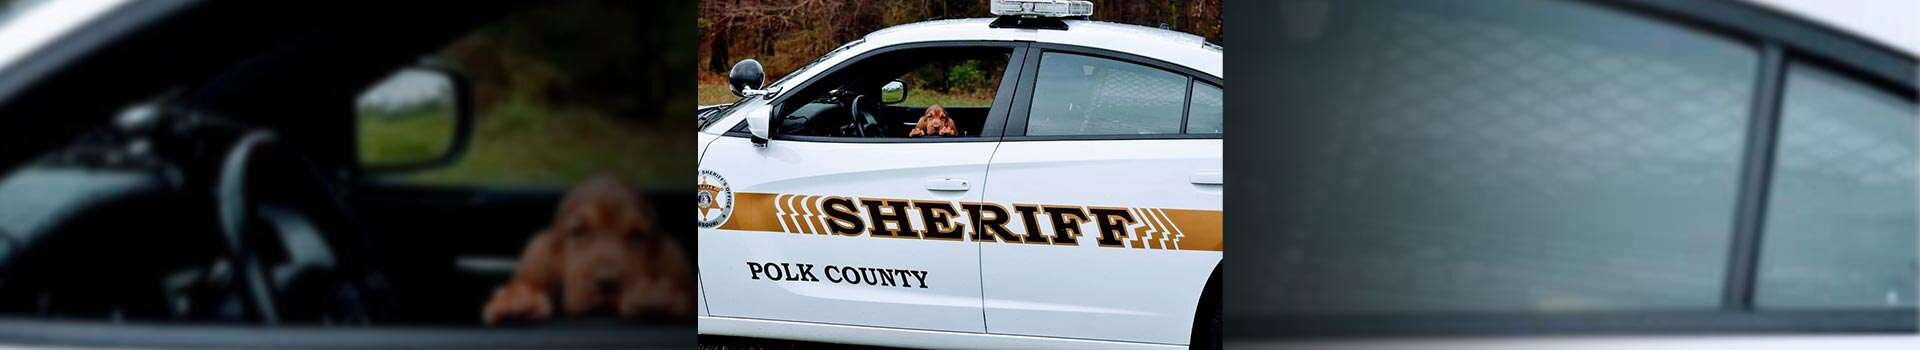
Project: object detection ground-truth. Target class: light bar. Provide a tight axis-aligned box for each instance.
[990,0,1093,18]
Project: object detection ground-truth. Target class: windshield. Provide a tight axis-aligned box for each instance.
[768,38,861,90]
[697,38,862,131]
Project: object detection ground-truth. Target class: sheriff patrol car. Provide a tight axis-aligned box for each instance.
[694,1,1222,349]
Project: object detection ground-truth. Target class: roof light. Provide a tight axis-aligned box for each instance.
[990,0,1092,18]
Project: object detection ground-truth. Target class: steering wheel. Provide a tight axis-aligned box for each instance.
[216,130,376,324]
[848,95,870,137]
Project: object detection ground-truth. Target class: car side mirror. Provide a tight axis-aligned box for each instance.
[745,106,771,145]
[881,80,907,104]
[730,59,767,97]
[354,65,474,173]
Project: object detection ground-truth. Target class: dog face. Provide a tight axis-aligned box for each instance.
[549,176,658,316]
[485,175,693,325]
[909,105,959,137]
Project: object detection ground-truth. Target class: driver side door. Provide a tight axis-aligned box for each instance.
[698,43,1026,333]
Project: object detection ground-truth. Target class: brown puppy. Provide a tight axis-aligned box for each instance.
[483,175,694,325]
[907,104,959,137]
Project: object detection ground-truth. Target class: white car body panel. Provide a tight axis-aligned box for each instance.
[702,315,1186,350]
[1744,0,1920,57]
[980,139,1221,344]
[697,134,998,332]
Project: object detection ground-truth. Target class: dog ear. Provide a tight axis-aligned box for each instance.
[513,230,564,290]
[926,104,946,119]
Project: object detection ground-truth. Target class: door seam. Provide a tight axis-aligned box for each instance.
[977,141,1001,333]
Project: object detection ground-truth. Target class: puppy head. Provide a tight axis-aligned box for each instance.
[910,105,958,137]
[924,104,948,120]
[550,175,657,315]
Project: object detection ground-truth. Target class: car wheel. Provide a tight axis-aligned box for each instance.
[1191,266,1222,350]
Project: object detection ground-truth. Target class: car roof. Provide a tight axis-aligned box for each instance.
[860,18,1222,79]
[1744,0,1919,58]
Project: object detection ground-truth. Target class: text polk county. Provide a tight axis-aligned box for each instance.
[746,261,929,288]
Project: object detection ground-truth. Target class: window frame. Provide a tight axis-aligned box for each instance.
[1004,43,1225,141]
[759,41,1030,144]
[1230,0,1919,339]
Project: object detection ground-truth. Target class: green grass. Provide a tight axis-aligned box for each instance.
[899,89,994,108]
[359,98,694,188]
[358,108,454,165]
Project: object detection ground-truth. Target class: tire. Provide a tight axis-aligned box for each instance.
[1190,265,1222,350]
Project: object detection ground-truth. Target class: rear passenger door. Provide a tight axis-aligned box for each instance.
[978,47,1223,345]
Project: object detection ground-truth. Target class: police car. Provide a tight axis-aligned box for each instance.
[694,0,1222,348]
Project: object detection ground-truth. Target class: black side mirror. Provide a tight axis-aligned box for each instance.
[729,59,766,97]
[354,65,474,173]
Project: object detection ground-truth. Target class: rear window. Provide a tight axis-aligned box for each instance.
[1757,63,1918,309]
[1026,52,1190,136]
[1187,82,1222,134]
[1255,0,1760,314]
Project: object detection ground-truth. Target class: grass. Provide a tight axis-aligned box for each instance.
[358,97,694,188]
[358,107,455,166]
[698,81,742,106]
[899,89,994,108]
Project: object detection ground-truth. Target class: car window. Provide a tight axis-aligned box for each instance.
[896,58,1002,109]
[1026,52,1188,136]
[1252,0,1758,314]
[357,4,693,188]
[1187,82,1222,134]
[1757,63,1918,309]
[776,46,1012,139]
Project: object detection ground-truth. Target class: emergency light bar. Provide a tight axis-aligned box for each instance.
[990,0,1093,18]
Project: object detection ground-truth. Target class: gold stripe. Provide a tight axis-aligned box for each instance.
[719,191,1223,251]
[1154,209,1182,250]
[1155,208,1181,250]
[780,194,800,233]
[1164,208,1222,251]
[1134,207,1163,249]
[800,195,823,235]
[787,194,809,234]
[718,192,786,232]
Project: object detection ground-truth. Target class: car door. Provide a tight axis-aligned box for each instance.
[979,46,1223,344]
[698,43,1026,333]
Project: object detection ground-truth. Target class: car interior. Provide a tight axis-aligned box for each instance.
[0,1,691,344]
[776,47,1011,139]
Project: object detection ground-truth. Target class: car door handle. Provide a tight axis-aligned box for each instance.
[1190,171,1223,185]
[924,178,970,191]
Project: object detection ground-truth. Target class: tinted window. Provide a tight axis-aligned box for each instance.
[777,47,1012,139]
[1027,52,1188,136]
[367,3,693,187]
[1757,64,1918,309]
[1188,82,1222,134]
[1253,0,1758,314]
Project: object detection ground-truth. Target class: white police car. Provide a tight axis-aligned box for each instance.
[694,1,1222,348]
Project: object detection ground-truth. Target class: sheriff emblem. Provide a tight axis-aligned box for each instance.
[696,170,733,228]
